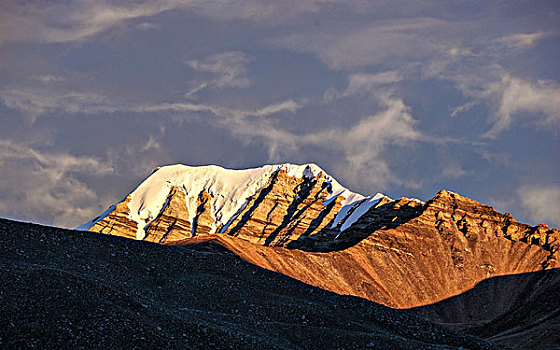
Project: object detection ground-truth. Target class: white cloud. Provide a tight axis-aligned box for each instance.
[519,186,560,227]
[0,84,302,127]
[0,88,115,120]
[441,164,469,179]
[347,71,401,89]
[135,101,220,114]
[273,17,450,70]
[252,100,302,116]
[136,94,421,189]
[0,0,328,46]
[0,140,113,227]
[136,98,301,117]
[136,22,158,30]
[131,98,304,159]
[422,51,560,138]
[485,74,560,137]
[0,1,190,45]
[446,47,475,58]
[106,129,172,179]
[450,101,478,118]
[141,135,161,152]
[324,71,401,102]
[303,95,421,188]
[2,82,420,190]
[497,31,549,49]
[191,0,323,22]
[32,75,65,83]
[185,51,251,98]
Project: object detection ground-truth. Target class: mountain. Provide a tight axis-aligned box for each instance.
[81,163,560,348]
[79,163,374,244]
[0,218,501,350]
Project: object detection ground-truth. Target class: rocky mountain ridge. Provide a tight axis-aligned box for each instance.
[83,163,558,264]
[81,163,383,245]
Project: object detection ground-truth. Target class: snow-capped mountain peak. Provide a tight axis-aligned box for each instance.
[79,163,384,241]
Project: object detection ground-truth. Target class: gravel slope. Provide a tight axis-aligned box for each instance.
[0,218,500,350]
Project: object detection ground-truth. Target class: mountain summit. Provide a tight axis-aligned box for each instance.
[79,163,385,245]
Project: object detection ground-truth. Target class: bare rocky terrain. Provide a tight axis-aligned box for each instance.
[411,269,560,349]
[0,218,501,350]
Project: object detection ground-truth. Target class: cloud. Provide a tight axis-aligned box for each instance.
[185,51,251,98]
[519,186,560,227]
[0,0,328,46]
[0,139,113,227]
[273,17,451,70]
[485,74,560,137]
[136,22,158,30]
[1,79,420,191]
[0,88,115,120]
[441,164,469,179]
[192,0,324,22]
[0,83,302,128]
[136,98,302,117]
[32,75,65,83]
[450,101,478,118]
[160,93,422,189]
[446,47,475,58]
[303,95,422,188]
[0,1,188,45]
[497,31,549,49]
[253,100,301,116]
[420,43,560,138]
[141,135,161,152]
[106,131,172,179]
[324,71,401,102]
[0,1,160,43]
[135,101,221,115]
[135,93,421,190]
[130,98,304,158]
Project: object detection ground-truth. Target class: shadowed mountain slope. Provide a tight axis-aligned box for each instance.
[0,218,501,350]
[411,269,560,350]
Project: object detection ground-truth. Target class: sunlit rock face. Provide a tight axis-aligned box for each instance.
[143,187,192,243]
[222,168,347,246]
[88,196,138,241]
[82,163,371,246]
[83,164,559,310]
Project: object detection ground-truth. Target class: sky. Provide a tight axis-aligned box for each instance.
[0,0,559,228]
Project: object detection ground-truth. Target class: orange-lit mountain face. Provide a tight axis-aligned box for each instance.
[83,163,558,306]
[83,163,560,347]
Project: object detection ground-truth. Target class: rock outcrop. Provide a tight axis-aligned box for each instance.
[191,189,214,236]
[224,169,345,246]
[143,187,192,243]
[89,196,138,240]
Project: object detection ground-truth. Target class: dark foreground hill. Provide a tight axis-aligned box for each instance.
[411,269,560,349]
[0,218,500,350]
